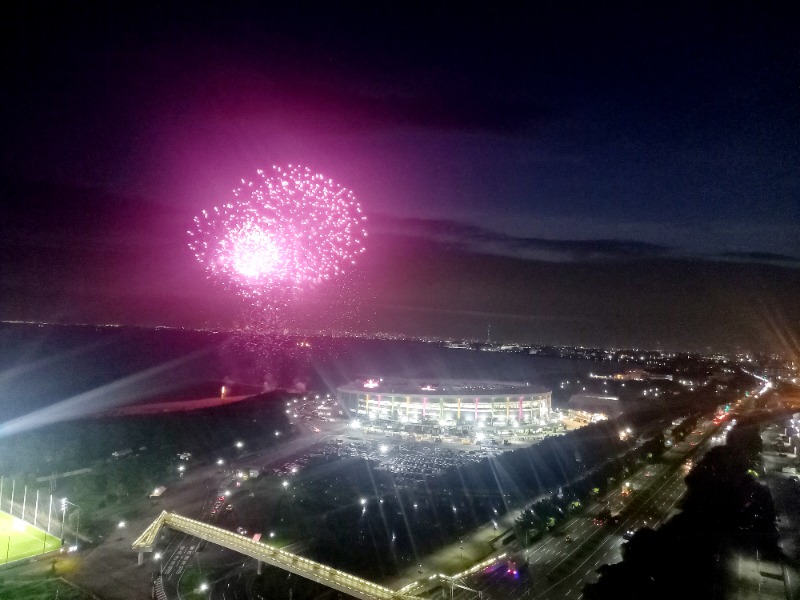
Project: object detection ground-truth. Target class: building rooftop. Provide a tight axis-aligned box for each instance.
[338,377,549,396]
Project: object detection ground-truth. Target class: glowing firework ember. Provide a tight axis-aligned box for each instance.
[189,165,367,296]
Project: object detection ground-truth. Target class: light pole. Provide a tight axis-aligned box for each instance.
[154,552,163,578]
[60,499,79,547]
[59,498,67,543]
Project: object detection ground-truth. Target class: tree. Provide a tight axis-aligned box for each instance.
[515,508,544,546]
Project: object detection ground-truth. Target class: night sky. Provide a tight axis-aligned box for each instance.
[1,2,799,352]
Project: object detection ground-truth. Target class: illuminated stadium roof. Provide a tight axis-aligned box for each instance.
[338,377,548,396]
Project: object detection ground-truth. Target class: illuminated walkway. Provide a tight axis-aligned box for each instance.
[132,511,424,600]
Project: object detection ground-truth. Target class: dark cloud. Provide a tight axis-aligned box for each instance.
[360,232,800,352]
[370,214,672,262]
[717,251,800,266]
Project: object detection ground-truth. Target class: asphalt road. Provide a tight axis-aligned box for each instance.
[452,419,723,600]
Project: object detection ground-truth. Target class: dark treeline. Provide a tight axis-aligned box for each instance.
[583,418,778,600]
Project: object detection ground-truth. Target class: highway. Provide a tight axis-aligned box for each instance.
[452,418,724,600]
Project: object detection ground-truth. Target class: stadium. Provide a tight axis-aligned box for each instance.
[337,378,551,434]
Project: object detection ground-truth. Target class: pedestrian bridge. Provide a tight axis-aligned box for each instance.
[132,511,424,600]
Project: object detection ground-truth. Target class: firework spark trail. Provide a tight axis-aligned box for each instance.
[188,165,367,299]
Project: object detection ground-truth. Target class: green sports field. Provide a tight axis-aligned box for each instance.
[0,511,61,564]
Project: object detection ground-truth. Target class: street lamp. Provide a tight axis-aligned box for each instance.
[60,498,68,542]
[60,499,79,543]
[58,498,80,548]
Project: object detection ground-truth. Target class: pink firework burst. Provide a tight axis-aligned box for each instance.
[189,165,367,297]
